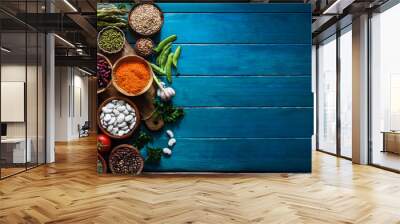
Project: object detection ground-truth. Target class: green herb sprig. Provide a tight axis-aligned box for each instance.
[132,131,153,150]
[153,99,184,124]
[145,146,163,164]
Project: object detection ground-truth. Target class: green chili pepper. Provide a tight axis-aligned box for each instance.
[172,46,181,68]
[160,46,171,68]
[156,53,162,66]
[165,53,174,83]
[160,42,172,56]
[156,42,172,65]
[150,63,166,76]
[154,35,177,53]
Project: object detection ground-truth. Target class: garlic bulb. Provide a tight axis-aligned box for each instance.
[157,86,176,101]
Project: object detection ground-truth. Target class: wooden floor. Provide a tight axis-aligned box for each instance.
[1,167,26,178]
[0,137,400,224]
[372,150,400,171]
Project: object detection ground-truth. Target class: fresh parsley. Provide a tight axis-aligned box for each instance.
[145,146,163,164]
[153,99,184,124]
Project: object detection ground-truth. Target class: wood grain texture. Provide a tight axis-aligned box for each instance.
[164,44,311,76]
[158,3,312,13]
[125,13,311,44]
[162,108,313,138]
[2,137,400,223]
[143,138,311,172]
[121,42,311,76]
[172,76,312,107]
[100,3,312,172]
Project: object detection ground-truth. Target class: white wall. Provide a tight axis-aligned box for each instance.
[54,67,89,141]
[1,65,35,138]
[54,66,69,141]
[72,73,89,138]
[1,65,26,140]
[1,63,46,164]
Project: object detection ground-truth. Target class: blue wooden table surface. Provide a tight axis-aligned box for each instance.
[104,3,312,172]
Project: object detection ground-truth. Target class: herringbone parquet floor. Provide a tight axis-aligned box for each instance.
[0,136,400,224]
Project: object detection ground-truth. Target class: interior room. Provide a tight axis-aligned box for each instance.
[0,10,46,178]
[0,0,400,223]
[370,3,400,171]
[54,66,92,141]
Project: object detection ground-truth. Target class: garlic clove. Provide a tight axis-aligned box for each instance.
[167,87,176,96]
[159,91,167,100]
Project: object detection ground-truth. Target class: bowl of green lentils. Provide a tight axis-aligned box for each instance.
[97,26,125,54]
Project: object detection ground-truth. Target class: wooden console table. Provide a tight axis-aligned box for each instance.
[382,131,400,154]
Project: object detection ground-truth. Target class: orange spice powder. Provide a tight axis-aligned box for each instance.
[114,60,151,95]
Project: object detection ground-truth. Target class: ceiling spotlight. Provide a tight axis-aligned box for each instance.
[76,49,84,55]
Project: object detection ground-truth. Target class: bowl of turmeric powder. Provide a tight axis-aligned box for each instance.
[112,55,154,96]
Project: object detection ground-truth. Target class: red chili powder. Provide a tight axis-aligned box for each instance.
[114,60,151,95]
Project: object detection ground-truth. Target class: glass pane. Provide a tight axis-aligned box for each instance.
[318,36,337,154]
[38,32,45,165]
[340,28,352,158]
[0,0,46,178]
[26,0,40,169]
[27,31,38,169]
[1,31,27,177]
[371,4,400,171]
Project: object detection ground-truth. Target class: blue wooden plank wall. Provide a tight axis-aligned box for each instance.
[123,3,311,172]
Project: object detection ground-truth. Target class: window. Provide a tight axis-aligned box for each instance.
[339,27,352,158]
[317,35,337,154]
[0,0,47,179]
[370,3,400,171]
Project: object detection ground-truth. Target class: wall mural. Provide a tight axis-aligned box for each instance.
[97,3,312,175]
